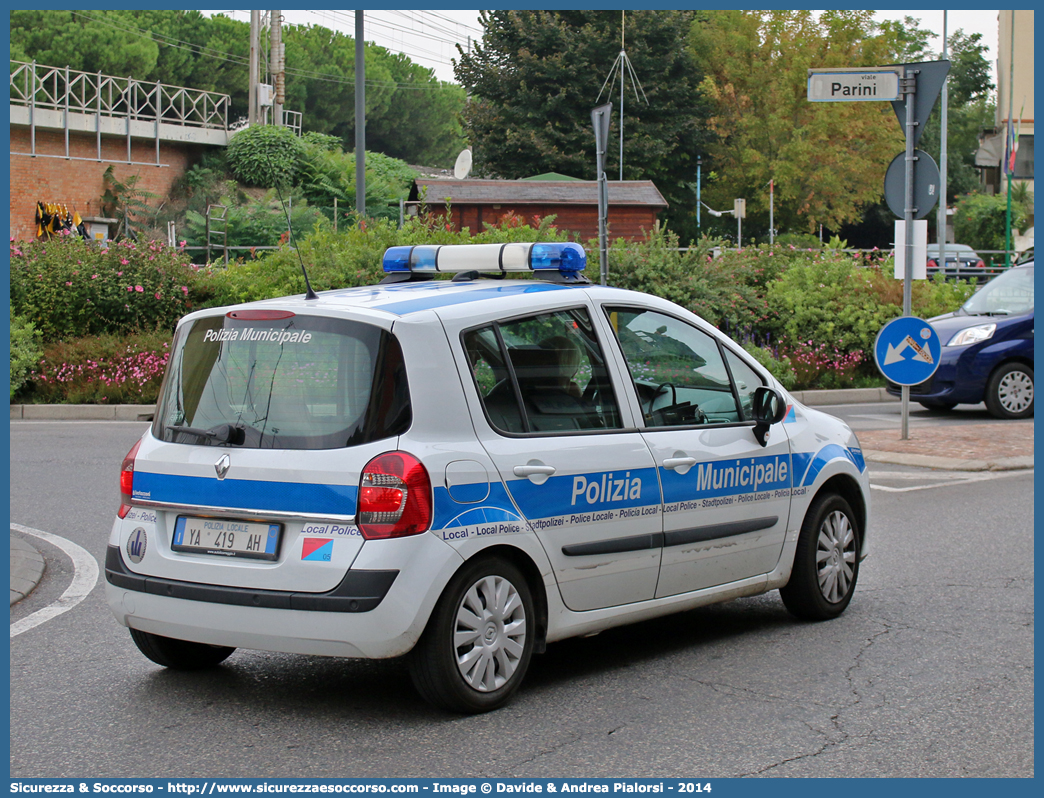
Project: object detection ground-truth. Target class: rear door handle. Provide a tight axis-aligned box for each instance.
[513,465,557,477]
[663,457,697,470]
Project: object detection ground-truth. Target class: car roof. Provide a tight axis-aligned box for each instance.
[195,277,593,322]
[926,243,975,251]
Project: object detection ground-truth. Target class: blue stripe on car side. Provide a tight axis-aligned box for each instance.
[506,467,660,519]
[800,443,864,486]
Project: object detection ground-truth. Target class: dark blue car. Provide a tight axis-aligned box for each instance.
[886,262,1034,418]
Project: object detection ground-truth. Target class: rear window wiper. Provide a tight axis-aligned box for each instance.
[169,423,246,445]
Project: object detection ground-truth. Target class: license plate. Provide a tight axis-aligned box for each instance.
[172,516,281,560]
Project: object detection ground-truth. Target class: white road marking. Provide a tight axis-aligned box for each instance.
[10,524,99,638]
[870,469,1031,493]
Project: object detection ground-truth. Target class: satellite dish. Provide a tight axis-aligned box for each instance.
[453,149,473,180]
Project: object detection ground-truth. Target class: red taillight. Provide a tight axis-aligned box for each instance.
[357,451,432,540]
[975,259,986,269]
[927,259,938,270]
[118,438,143,519]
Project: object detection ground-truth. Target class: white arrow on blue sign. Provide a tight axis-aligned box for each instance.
[873,316,942,386]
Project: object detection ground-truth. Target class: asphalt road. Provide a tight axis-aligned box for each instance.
[9,421,1034,778]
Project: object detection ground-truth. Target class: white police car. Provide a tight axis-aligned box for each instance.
[107,242,870,713]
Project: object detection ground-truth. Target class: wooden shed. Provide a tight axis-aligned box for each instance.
[408,178,668,242]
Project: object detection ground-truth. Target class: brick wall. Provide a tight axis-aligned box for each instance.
[10,127,206,242]
[447,202,660,242]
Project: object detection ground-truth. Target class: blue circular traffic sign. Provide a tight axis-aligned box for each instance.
[874,316,942,386]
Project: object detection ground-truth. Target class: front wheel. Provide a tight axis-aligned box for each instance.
[409,557,535,713]
[985,363,1034,419]
[129,628,235,669]
[780,493,860,621]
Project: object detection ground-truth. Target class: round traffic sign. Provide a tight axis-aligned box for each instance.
[873,316,942,386]
[884,150,940,219]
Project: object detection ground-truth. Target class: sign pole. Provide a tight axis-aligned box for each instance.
[900,67,918,440]
[591,103,612,286]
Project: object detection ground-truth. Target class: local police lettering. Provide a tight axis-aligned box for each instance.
[204,328,313,344]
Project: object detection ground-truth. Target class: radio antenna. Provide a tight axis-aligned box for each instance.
[595,10,648,181]
[266,152,319,300]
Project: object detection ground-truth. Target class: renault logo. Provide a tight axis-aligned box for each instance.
[215,454,231,480]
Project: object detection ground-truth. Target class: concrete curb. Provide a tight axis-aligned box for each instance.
[10,532,46,606]
[864,450,1034,472]
[11,404,156,421]
[791,387,898,406]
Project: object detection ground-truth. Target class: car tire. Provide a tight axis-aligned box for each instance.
[409,557,535,714]
[780,493,860,621]
[985,363,1034,419]
[129,628,235,669]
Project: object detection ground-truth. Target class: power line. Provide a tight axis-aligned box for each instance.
[65,10,460,92]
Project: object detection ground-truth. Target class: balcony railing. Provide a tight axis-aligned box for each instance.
[10,60,230,131]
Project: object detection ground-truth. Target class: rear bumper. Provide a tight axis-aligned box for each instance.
[105,545,398,613]
[105,532,465,659]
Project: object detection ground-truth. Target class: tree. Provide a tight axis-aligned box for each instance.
[455,10,714,242]
[690,10,916,237]
[9,11,465,167]
[10,10,160,78]
[910,28,997,230]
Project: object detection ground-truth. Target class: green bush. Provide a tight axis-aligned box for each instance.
[182,190,330,250]
[767,256,975,373]
[10,315,43,399]
[953,191,1029,254]
[774,232,823,250]
[600,227,768,331]
[227,125,304,188]
[10,235,200,342]
[742,342,797,390]
[296,145,417,223]
[300,131,343,152]
[23,330,172,404]
[195,213,571,308]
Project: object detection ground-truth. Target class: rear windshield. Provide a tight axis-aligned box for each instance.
[153,313,411,449]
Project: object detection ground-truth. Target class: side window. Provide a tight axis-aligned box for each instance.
[463,308,623,434]
[463,326,525,433]
[722,347,765,421]
[605,307,741,427]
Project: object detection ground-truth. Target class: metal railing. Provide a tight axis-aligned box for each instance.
[10,60,229,130]
[281,109,303,137]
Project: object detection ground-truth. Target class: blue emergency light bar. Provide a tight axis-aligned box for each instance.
[382,242,587,276]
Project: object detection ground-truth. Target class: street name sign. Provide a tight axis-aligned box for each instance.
[874,316,942,386]
[808,68,901,102]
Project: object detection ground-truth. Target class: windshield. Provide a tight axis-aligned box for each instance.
[962,265,1034,316]
[153,313,411,449]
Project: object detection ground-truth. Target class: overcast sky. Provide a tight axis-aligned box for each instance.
[207,9,1002,87]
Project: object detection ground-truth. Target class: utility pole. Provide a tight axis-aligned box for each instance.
[271,10,283,127]
[355,11,366,217]
[937,12,948,270]
[1004,10,1015,267]
[768,179,774,246]
[249,11,260,125]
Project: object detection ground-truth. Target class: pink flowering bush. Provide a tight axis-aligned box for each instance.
[784,342,865,390]
[10,236,200,341]
[24,331,171,404]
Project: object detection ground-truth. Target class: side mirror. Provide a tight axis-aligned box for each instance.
[751,386,787,447]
